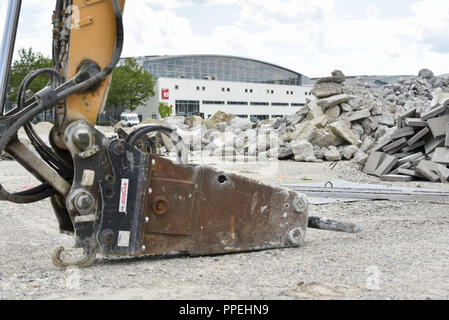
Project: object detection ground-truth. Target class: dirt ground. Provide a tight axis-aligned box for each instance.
[1,158,449,300]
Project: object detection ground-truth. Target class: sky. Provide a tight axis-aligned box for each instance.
[0,0,448,78]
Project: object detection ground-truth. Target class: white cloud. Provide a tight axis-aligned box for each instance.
[0,0,448,77]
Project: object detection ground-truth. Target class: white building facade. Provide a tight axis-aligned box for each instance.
[134,55,313,122]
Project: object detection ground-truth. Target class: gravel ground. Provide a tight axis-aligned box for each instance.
[1,159,449,300]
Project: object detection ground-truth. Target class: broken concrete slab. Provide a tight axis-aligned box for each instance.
[374,155,398,177]
[308,101,325,119]
[398,152,424,165]
[432,147,449,165]
[329,120,362,146]
[421,104,446,121]
[415,160,440,182]
[309,115,330,128]
[311,82,342,99]
[405,118,428,127]
[427,115,449,138]
[436,164,449,183]
[397,168,417,176]
[410,155,428,168]
[316,94,350,110]
[383,138,408,153]
[391,127,415,140]
[291,140,318,162]
[325,105,341,118]
[380,175,413,182]
[371,138,393,153]
[399,108,416,121]
[402,140,426,153]
[407,127,430,146]
[347,109,371,122]
[393,152,414,159]
[363,152,385,175]
[424,137,445,154]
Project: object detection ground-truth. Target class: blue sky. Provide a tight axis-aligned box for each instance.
[1,0,448,77]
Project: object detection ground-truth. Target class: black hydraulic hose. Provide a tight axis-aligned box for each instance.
[0,0,124,203]
[126,125,189,164]
[0,101,50,203]
[16,68,73,175]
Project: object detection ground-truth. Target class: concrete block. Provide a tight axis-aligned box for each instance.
[393,152,413,159]
[436,164,449,182]
[401,140,426,153]
[329,120,362,146]
[432,147,449,165]
[374,155,398,177]
[391,127,415,140]
[390,162,413,175]
[382,138,407,153]
[380,175,413,182]
[397,152,424,165]
[424,137,445,154]
[347,109,371,122]
[317,94,350,110]
[421,104,446,121]
[399,108,416,120]
[397,168,416,176]
[427,115,449,138]
[363,151,385,175]
[405,118,428,127]
[410,155,427,168]
[407,127,430,146]
[387,144,409,155]
[415,160,440,182]
[371,138,393,153]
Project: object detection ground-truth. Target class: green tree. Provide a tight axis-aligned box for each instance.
[106,57,155,120]
[8,48,52,106]
[159,102,173,119]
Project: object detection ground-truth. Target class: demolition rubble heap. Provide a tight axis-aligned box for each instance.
[4,68,449,184]
[363,87,449,182]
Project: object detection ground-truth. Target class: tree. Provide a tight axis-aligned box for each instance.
[159,102,173,119]
[106,58,155,120]
[8,48,52,106]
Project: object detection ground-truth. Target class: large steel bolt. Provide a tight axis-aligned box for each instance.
[72,127,91,151]
[74,191,95,214]
[287,227,305,246]
[292,194,309,214]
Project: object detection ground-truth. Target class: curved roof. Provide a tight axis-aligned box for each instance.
[133,54,309,86]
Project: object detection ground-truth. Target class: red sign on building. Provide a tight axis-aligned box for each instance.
[161,89,169,100]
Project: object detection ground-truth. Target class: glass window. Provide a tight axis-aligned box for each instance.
[136,56,303,86]
[176,100,199,116]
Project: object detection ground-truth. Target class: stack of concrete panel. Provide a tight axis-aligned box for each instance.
[364,101,449,182]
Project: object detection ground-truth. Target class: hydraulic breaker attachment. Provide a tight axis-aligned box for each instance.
[54,121,309,267]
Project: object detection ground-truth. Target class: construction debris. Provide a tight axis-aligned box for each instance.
[363,91,449,182]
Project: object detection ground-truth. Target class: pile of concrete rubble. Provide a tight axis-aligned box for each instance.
[159,70,447,166]
[364,88,449,182]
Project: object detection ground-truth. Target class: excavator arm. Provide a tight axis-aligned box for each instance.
[0,0,359,268]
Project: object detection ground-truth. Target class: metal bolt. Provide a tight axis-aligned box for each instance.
[292,195,309,214]
[74,192,95,214]
[287,227,305,246]
[72,128,91,150]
